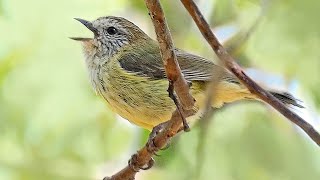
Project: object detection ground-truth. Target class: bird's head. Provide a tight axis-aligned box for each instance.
[71,16,149,59]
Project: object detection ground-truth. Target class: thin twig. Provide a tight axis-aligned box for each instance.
[194,68,224,179]
[194,108,215,179]
[103,0,196,179]
[180,0,320,146]
[224,0,269,55]
[195,1,269,176]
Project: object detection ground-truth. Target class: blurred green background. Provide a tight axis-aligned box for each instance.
[1,0,320,179]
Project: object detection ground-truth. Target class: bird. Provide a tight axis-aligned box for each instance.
[71,16,303,130]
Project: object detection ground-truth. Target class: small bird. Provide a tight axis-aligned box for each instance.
[71,16,302,130]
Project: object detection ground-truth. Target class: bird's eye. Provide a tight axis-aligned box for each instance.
[106,27,117,35]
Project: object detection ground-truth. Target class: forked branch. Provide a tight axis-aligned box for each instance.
[103,0,196,179]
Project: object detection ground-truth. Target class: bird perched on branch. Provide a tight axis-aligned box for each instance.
[71,16,302,130]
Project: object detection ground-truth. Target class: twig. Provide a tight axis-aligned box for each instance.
[103,0,196,179]
[194,68,224,179]
[194,107,215,179]
[224,0,269,55]
[194,1,269,176]
[180,0,320,146]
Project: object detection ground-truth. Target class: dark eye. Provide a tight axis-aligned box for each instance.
[106,26,117,35]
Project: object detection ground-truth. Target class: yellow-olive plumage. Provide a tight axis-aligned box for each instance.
[72,16,302,130]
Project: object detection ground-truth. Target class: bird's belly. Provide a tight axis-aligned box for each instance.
[102,76,177,130]
[99,71,250,131]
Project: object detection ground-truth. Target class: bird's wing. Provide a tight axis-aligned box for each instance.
[176,49,217,81]
[175,49,240,84]
[118,47,237,83]
[118,46,166,80]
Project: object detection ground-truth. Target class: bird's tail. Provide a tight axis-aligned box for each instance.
[269,91,304,108]
[210,82,304,108]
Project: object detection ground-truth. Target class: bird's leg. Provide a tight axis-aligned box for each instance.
[145,80,191,160]
[139,157,155,170]
[167,80,190,132]
[128,153,155,171]
[147,121,171,153]
[127,154,141,172]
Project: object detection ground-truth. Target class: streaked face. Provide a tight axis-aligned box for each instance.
[72,16,148,58]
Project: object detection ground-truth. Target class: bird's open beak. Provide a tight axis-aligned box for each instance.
[70,18,98,41]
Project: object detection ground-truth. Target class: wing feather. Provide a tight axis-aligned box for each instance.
[118,46,238,83]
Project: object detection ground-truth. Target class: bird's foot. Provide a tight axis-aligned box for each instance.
[147,121,171,153]
[128,154,155,171]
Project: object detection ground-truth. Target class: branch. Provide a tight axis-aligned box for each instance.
[146,1,195,110]
[180,0,320,146]
[103,0,196,179]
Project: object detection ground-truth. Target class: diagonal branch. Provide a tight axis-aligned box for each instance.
[180,0,320,146]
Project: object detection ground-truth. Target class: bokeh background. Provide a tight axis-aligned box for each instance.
[1,0,320,179]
